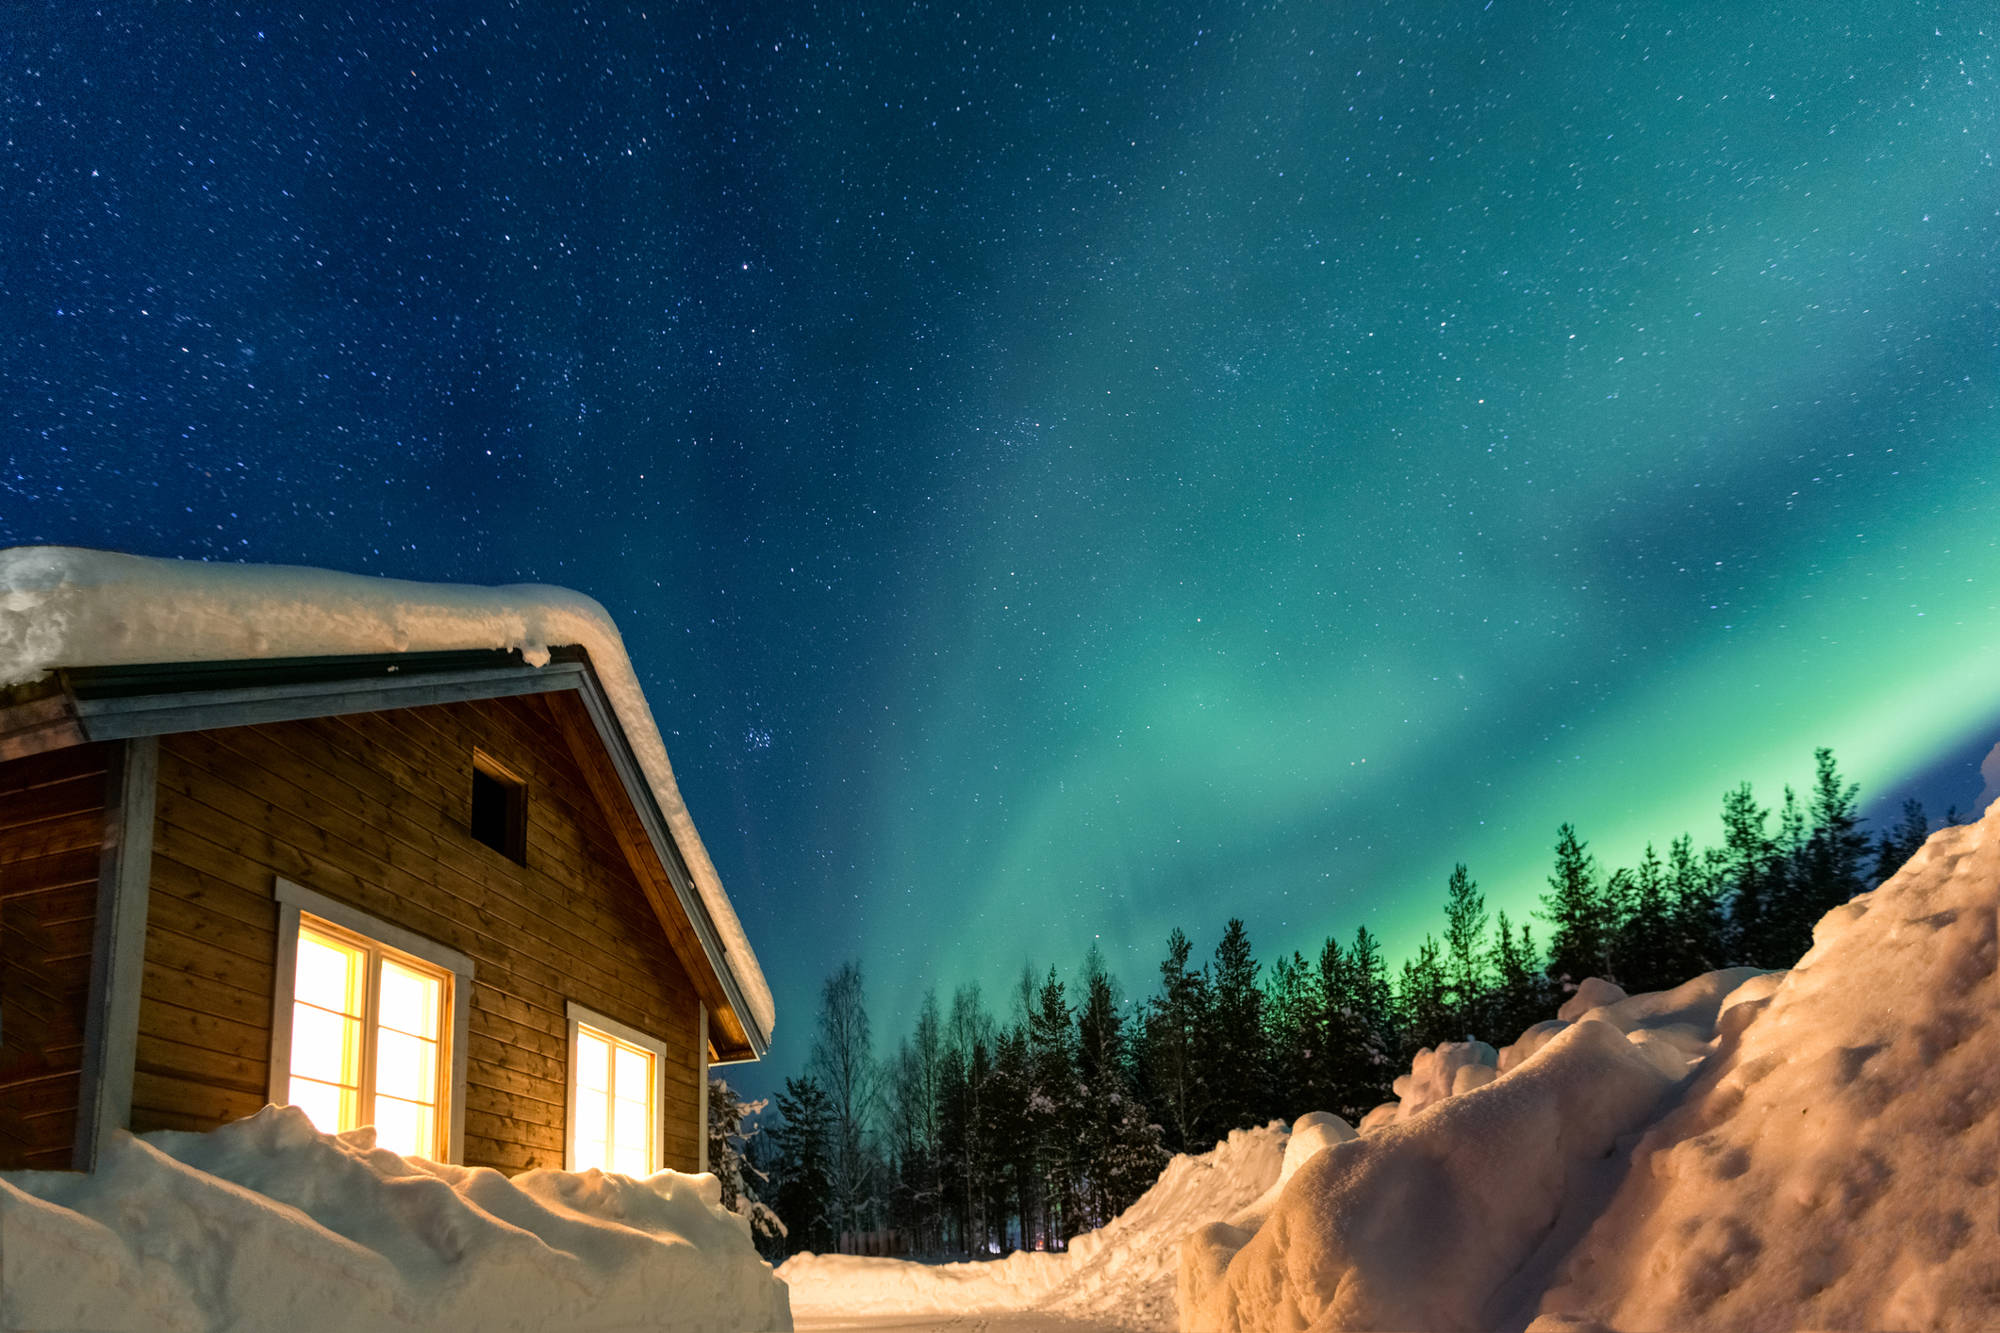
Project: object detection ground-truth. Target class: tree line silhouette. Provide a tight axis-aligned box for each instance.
[712,748,1943,1259]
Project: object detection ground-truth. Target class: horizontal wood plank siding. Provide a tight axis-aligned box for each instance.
[136,694,704,1172]
[0,743,112,1169]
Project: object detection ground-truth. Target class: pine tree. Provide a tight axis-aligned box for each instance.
[1203,918,1268,1138]
[769,1075,835,1255]
[1540,823,1609,992]
[1613,844,1675,994]
[1718,782,1773,964]
[1074,950,1165,1227]
[708,1077,783,1244]
[1140,928,1210,1152]
[1872,799,1929,885]
[1440,864,1488,1039]
[1666,834,1725,981]
[983,1025,1035,1250]
[1262,950,1313,1120]
[1487,910,1550,1042]
[1394,934,1452,1056]
[1798,747,1868,929]
[1337,925,1399,1115]
[1305,935,1354,1116]
[1027,968,1079,1244]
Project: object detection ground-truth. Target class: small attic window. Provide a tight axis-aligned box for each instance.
[470,752,526,863]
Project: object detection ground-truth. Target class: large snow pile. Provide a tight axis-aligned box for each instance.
[1179,966,1769,1332]
[0,1106,791,1332]
[780,1123,1288,1331]
[1184,807,2000,1332]
[0,545,772,1038]
[1534,811,2000,1331]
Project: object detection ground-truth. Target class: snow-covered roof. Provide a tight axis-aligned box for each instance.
[0,545,773,1042]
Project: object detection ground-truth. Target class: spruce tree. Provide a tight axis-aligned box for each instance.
[1305,935,1354,1116]
[1613,844,1675,994]
[1488,910,1549,1041]
[770,1076,836,1255]
[1799,747,1868,927]
[1074,951,1164,1226]
[1203,918,1268,1138]
[983,1025,1034,1250]
[1141,928,1210,1151]
[1666,833,1725,980]
[1262,950,1313,1120]
[1027,968,1080,1243]
[1872,799,1929,885]
[1395,934,1452,1056]
[1717,782,1773,965]
[1540,823,1608,992]
[1440,864,1488,1038]
[1340,925,1399,1114]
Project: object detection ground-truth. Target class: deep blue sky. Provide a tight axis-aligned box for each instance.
[5,3,1997,1097]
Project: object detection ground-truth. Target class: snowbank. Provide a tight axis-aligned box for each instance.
[1186,805,2000,1331]
[1534,810,2000,1331]
[0,545,772,1038]
[0,1106,791,1332]
[779,1124,1287,1331]
[1179,966,1777,1331]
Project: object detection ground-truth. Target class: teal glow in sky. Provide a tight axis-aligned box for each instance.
[7,4,1997,1085]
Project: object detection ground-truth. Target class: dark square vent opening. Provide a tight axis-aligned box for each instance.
[470,754,526,863]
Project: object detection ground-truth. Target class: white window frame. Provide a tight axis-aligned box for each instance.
[269,878,475,1163]
[565,1000,669,1174]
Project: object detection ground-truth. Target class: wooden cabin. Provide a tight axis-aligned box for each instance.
[0,645,770,1175]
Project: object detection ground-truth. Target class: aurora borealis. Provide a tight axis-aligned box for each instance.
[5,4,1997,1087]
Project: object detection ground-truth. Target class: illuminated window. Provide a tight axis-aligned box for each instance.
[271,879,474,1162]
[566,1002,666,1176]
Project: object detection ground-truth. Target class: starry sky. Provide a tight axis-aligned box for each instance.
[5,3,1998,1094]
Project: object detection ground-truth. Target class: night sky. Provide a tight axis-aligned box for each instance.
[6,4,1998,1095]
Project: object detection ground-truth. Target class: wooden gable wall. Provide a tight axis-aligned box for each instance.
[137,693,703,1172]
[0,743,111,1170]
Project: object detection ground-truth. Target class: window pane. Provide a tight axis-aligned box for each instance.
[289,1076,356,1133]
[377,960,441,1040]
[375,1028,438,1105]
[612,1044,649,1101]
[612,1095,650,1171]
[575,1087,609,1168]
[290,1003,362,1087]
[612,1141,650,1178]
[577,1030,611,1092]
[295,932,362,1015]
[372,1096,434,1159]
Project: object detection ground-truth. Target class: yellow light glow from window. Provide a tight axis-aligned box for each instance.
[372,959,443,1157]
[286,919,450,1159]
[289,928,364,1134]
[573,1023,655,1175]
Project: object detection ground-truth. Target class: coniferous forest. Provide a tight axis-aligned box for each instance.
[710,749,1943,1261]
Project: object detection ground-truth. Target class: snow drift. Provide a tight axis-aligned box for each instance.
[780,1123,1289,1331]
[1184,803,2000,1332]
[0,545,772,1038]
[0,1105,791,1332]
[1534,808,2000,1331]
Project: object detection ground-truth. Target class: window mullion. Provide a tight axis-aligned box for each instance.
[361,947,383,1129]
[604,1040,618,1163]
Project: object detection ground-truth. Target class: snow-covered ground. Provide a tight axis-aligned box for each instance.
[780,1124,1288,1331]
[0,1106,790,1332]
[782,802,1999,1332]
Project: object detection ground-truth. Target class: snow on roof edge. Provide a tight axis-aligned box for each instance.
[0,545,774,1041]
